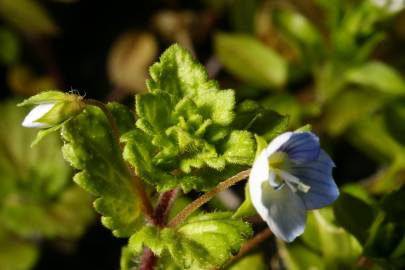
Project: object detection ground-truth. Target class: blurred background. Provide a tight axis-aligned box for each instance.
[1,0,405,269]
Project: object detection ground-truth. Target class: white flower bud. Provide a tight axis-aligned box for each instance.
[22,103,56,128]
[19,91,85,129]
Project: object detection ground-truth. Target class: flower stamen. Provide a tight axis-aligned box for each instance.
[273,169,311,193]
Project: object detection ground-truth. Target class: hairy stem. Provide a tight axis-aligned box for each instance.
[140,248,158,270]
[154,188,180,227]
[168,169,251,228]
[85,99,155,223]
[140,188,180,270]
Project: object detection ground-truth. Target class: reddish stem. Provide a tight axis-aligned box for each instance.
[139,189,179,270]
[154,189,180,227]
[140,248,158,270]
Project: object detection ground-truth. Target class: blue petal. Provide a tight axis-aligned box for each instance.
[259,181,307,242]
[291,150,339,209]
[279,132,320,164]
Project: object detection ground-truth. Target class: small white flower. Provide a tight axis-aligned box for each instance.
[372,0,405,13]
[22,103,56,128]
[249,131,339,242]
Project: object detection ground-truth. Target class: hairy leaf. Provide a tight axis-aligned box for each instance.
[124,45,256,192]
[233,100,289,141]
[61,103,142,237]
[128,212,252,269]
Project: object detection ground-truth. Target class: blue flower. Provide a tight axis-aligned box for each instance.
[249,131,339,242]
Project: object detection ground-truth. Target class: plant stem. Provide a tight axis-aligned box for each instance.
[85,99,155,223]
[140,248,158,270]
[226,228,272,266]
[168,169,251,228]
[140,188,180,270]
[154,188,180,227]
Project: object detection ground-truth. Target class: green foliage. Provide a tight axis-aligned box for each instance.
[333,192,377,244]
[0,100,94,269]
[226,253,266,270]
[214,33,288,89]
[282,209,362,270]
[0,0,58,36]
[345,61,405,95]
[233,100,289,141]
[128,212,252,269]
[273,9,324,64]
[123,44,258,192]
[323,89,385,136]
[61,103,142,237]
[333,186,405,269]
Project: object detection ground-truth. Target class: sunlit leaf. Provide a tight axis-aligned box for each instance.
[345,61,405,95]
[273,9,324,64]
[128,212,252,269]
[215,33,288,89]
[226,253,266,270]
[62,103,142,237]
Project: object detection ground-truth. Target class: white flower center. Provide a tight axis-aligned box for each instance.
[268,152,310,193]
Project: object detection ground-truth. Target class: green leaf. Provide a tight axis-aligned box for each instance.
[233,134,268,219]
[120,246,138,270]
[17,90,67,106]
[260,94,302,128]
[122,129,180,192]
[273,9,324,64]
[214,33,288,89]
[323,89,385,136]
[136,90,174,134]
[129,226,165,255]
[125,45,254,192]
[333,192,377,244]
[30,122,64,146]
[279,241,325,270]
[147,44,217,99]
[226,253,266,270]
[233,100,289,141]
[300,209,362,269]
[221,130,255,165]
[128,212,253,269]
[0,0,58,36]
[61,104,142,237]
[233,183,256,219]
[360,186,405,266]
[347,115,405,164]
[345,61,405,95]
[295,124,312,132]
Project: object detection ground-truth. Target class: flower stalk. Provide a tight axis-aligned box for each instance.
[168,169,251,228]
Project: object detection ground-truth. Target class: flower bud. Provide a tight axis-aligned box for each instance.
[19,91,85,128]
